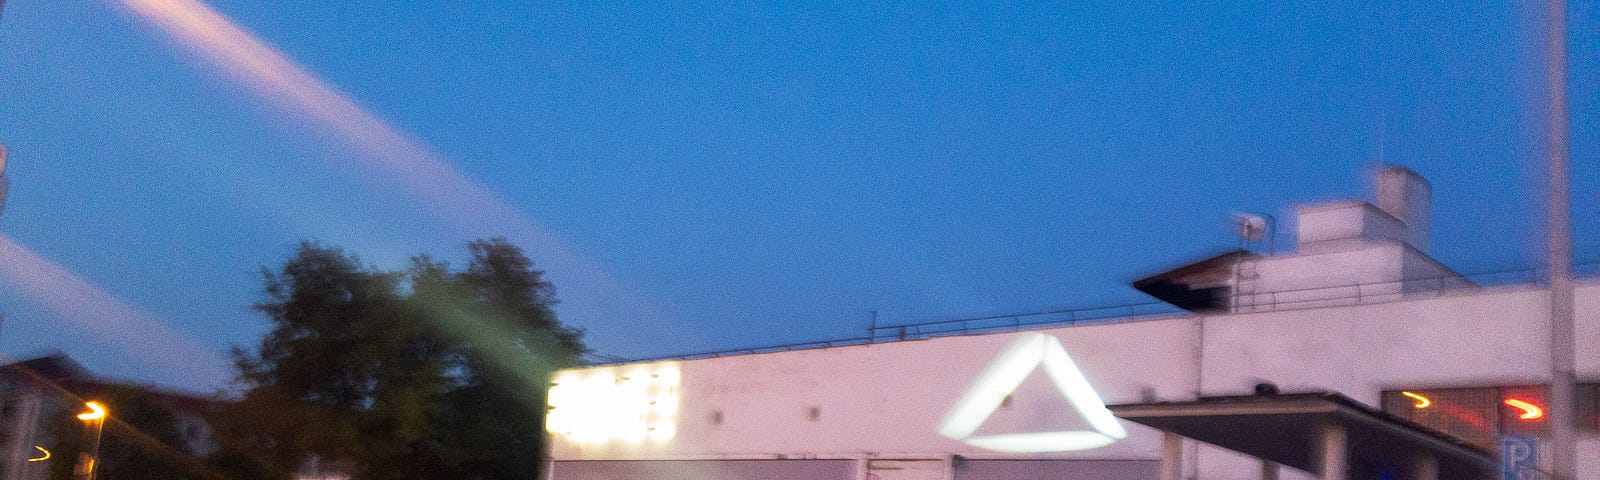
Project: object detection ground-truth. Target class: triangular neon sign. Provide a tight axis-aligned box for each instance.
[938,332,1127,452]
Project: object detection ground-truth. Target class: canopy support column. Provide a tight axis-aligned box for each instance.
[1317,423,1348,480]
[1410,455,1438,480]
[1160,431,1183,480]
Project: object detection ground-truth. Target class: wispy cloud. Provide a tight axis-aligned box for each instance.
[113,0,688,352]
[0,234,230,388]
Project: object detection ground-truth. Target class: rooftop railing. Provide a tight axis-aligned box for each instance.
[589,259,1600,365]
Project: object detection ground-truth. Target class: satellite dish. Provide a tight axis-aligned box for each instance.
[1233,213,1267,242]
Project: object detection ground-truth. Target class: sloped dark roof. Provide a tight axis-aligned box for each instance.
[1131,249,1256,312]
[1131,249,1256,290]
[3,352,91,383]
[2,353,221,413]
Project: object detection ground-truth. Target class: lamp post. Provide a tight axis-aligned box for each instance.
[1,143,11,218]
[1545,0,1575,478]
[74,401,107,480]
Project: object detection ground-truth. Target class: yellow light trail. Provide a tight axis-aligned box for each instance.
[1400,391,1431,409]
[112,0,679,349]
[0,234,230,388]
[27,446,50,462]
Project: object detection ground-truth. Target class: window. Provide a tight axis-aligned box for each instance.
[1380,386,1548,451]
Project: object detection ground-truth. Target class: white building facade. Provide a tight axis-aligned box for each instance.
[545,167,1598,480]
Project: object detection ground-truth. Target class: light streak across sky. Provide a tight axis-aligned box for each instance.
[0,234,230,388]
[111,0,684,352]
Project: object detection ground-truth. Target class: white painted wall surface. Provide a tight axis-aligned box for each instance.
[552,318,1199,461]
[1581,440,1600,479]
[1374,166,1431,252]
[1230,241,1469,312]
[1196,285,1565,480]
[1296,201,1409,253]
[1229,243,1407,312]
[1399,245,1473,293]
[1576,284,1600,375]
[1201,286,1554,403]
[551,282,1600,479]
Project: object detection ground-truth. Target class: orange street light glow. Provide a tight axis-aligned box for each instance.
[1401,391,1431,408]
[1504,399,1543,420]
[77,401,107,421]
[27,446,50,462]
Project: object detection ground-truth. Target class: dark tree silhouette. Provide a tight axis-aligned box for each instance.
[211,239,585,480]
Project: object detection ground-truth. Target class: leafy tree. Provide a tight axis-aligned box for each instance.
[211,239,585,480]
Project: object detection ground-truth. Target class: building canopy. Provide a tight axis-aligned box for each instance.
[1110,392,1495,480]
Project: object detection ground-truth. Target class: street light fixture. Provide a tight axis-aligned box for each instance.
[75,402,106,421]
[74,401,107,480]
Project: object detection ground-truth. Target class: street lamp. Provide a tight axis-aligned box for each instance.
[74,401,107,480]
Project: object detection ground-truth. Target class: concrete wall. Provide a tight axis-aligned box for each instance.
[1229,243,1406,311]
[1196,285,1564,480]
[550,282,1600,479]
[1296,202,1409,254]
[953,459,1158,479]
[1201,286,1554,403]
[1399,245,1473,293]
[551,318,1198,461]
[551,460,855,480]
[550,458,1159,480]
[1229,241,1469,312]
[1375,166,1431,252]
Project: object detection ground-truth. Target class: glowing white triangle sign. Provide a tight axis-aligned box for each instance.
[938,332,1127,452]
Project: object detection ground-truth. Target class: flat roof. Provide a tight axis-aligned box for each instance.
[1109,392,1495,479]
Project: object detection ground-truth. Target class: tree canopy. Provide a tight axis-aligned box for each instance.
[212,239,585,480]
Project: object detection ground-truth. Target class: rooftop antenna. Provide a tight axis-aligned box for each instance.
[1376,104,1387,167]
[1231,212,1270,253]
[0,143,9,219]
[1228,213,1265,313]
[866,310,878,343]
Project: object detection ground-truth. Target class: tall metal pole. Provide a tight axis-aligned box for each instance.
[1545,0,1575,476]
[73,402,107,480]
[77,418,103,480]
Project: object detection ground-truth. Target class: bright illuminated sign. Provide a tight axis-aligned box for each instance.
[939,333,1126,452]
[546,364,680,444]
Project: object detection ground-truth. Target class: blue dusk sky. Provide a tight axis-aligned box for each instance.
[0,0,1596,392]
